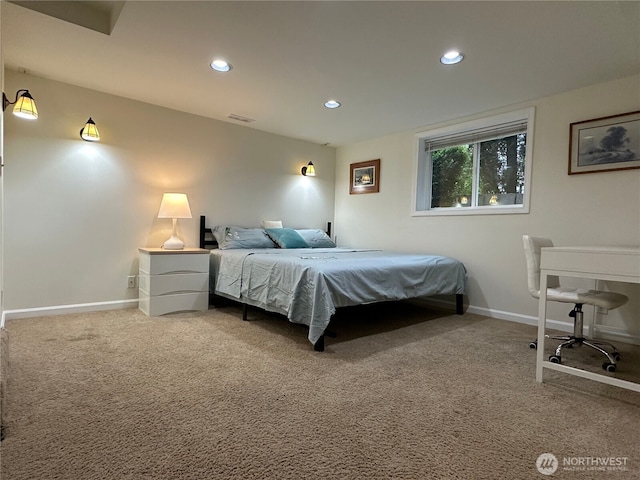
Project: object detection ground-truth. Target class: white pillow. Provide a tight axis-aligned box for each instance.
[262,220,283,228]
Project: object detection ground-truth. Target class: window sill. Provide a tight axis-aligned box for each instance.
[411,205,529,216]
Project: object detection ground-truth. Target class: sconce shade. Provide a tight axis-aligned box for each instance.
[158,193,192,219]
[301,161,316,176]
[3,90,38,119]
[80,117,100,142]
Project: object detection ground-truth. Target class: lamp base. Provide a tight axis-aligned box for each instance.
[162,235,185,250]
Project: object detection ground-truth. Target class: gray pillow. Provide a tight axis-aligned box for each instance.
[212,226,276,250]
[295,229,336,248]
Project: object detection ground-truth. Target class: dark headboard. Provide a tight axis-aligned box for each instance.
[199,215,218,249]
[199,215,332,249]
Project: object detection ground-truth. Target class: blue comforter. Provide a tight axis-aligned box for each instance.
[210,248,466,345]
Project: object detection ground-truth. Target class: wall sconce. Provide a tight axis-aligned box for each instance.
[301,161,316,176]
[2,89,38,119]
[80,117,100,142]
[157,193,192,250]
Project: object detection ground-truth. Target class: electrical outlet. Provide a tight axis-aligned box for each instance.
[127,276,136,288]
[597,306,608,315]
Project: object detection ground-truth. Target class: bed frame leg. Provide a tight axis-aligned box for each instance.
[314,335,325,352]
[242,304,248,321]
[455,294,464,315]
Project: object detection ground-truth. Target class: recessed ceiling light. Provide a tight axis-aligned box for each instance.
[440,50,464,65]
[210,59,232,72]
[324,100,341,109]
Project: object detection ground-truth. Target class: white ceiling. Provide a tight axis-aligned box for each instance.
[3,1,639,147]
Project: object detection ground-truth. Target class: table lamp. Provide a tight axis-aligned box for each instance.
[157,193,192,250]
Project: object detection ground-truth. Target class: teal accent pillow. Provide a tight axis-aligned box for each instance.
[212,226,276,250]
[265,228,310,249]
[296,229,336,248]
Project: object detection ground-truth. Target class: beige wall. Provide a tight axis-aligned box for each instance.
[335,75,640,340]
[3,69,639,343]
[3,71,336,310]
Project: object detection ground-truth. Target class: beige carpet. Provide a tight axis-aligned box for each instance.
[1,302,639,479]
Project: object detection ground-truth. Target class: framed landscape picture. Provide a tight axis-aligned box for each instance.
[569,111,640,175]
[350,159,380,194]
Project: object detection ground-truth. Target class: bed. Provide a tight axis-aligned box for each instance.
[199,216,466,351]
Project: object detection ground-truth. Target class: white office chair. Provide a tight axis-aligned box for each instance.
[523,235,628,372]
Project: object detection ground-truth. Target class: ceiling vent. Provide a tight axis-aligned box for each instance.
[227,114,255,123]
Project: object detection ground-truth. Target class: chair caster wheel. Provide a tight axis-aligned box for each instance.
[549,355,561,364]
[613,352,621,362]
[529,341,537,349]
[603,363,616,373]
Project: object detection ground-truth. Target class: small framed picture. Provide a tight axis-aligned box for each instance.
[350,159,381,194]
[569,111,640,175]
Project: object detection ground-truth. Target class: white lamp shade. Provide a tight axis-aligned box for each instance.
[157,193,192,219]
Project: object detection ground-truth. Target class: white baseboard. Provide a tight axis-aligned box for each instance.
[590,324,640,346]
[2,297,638,347]
[1,299,139,328]
[415,297,640,346]
[463,303,573,332]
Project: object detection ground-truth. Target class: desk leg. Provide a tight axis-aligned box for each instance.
[536,272,549,383]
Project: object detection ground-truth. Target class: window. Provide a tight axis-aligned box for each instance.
[413,108,534,216]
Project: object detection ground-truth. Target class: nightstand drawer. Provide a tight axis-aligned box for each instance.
[139,252,209,275]
[139,272,208,296]
[138,248,210,317]
[139,291,209,316]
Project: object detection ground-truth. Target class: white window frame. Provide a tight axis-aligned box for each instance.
[412,107,535,216]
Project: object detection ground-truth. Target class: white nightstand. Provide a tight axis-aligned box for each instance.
[138,247,209,316]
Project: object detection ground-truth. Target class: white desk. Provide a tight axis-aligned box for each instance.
[537,246,640,392]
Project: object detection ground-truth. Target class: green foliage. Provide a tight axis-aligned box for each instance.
[431,133,526,208]
[431,145,472,207]
[478,135,525,194]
